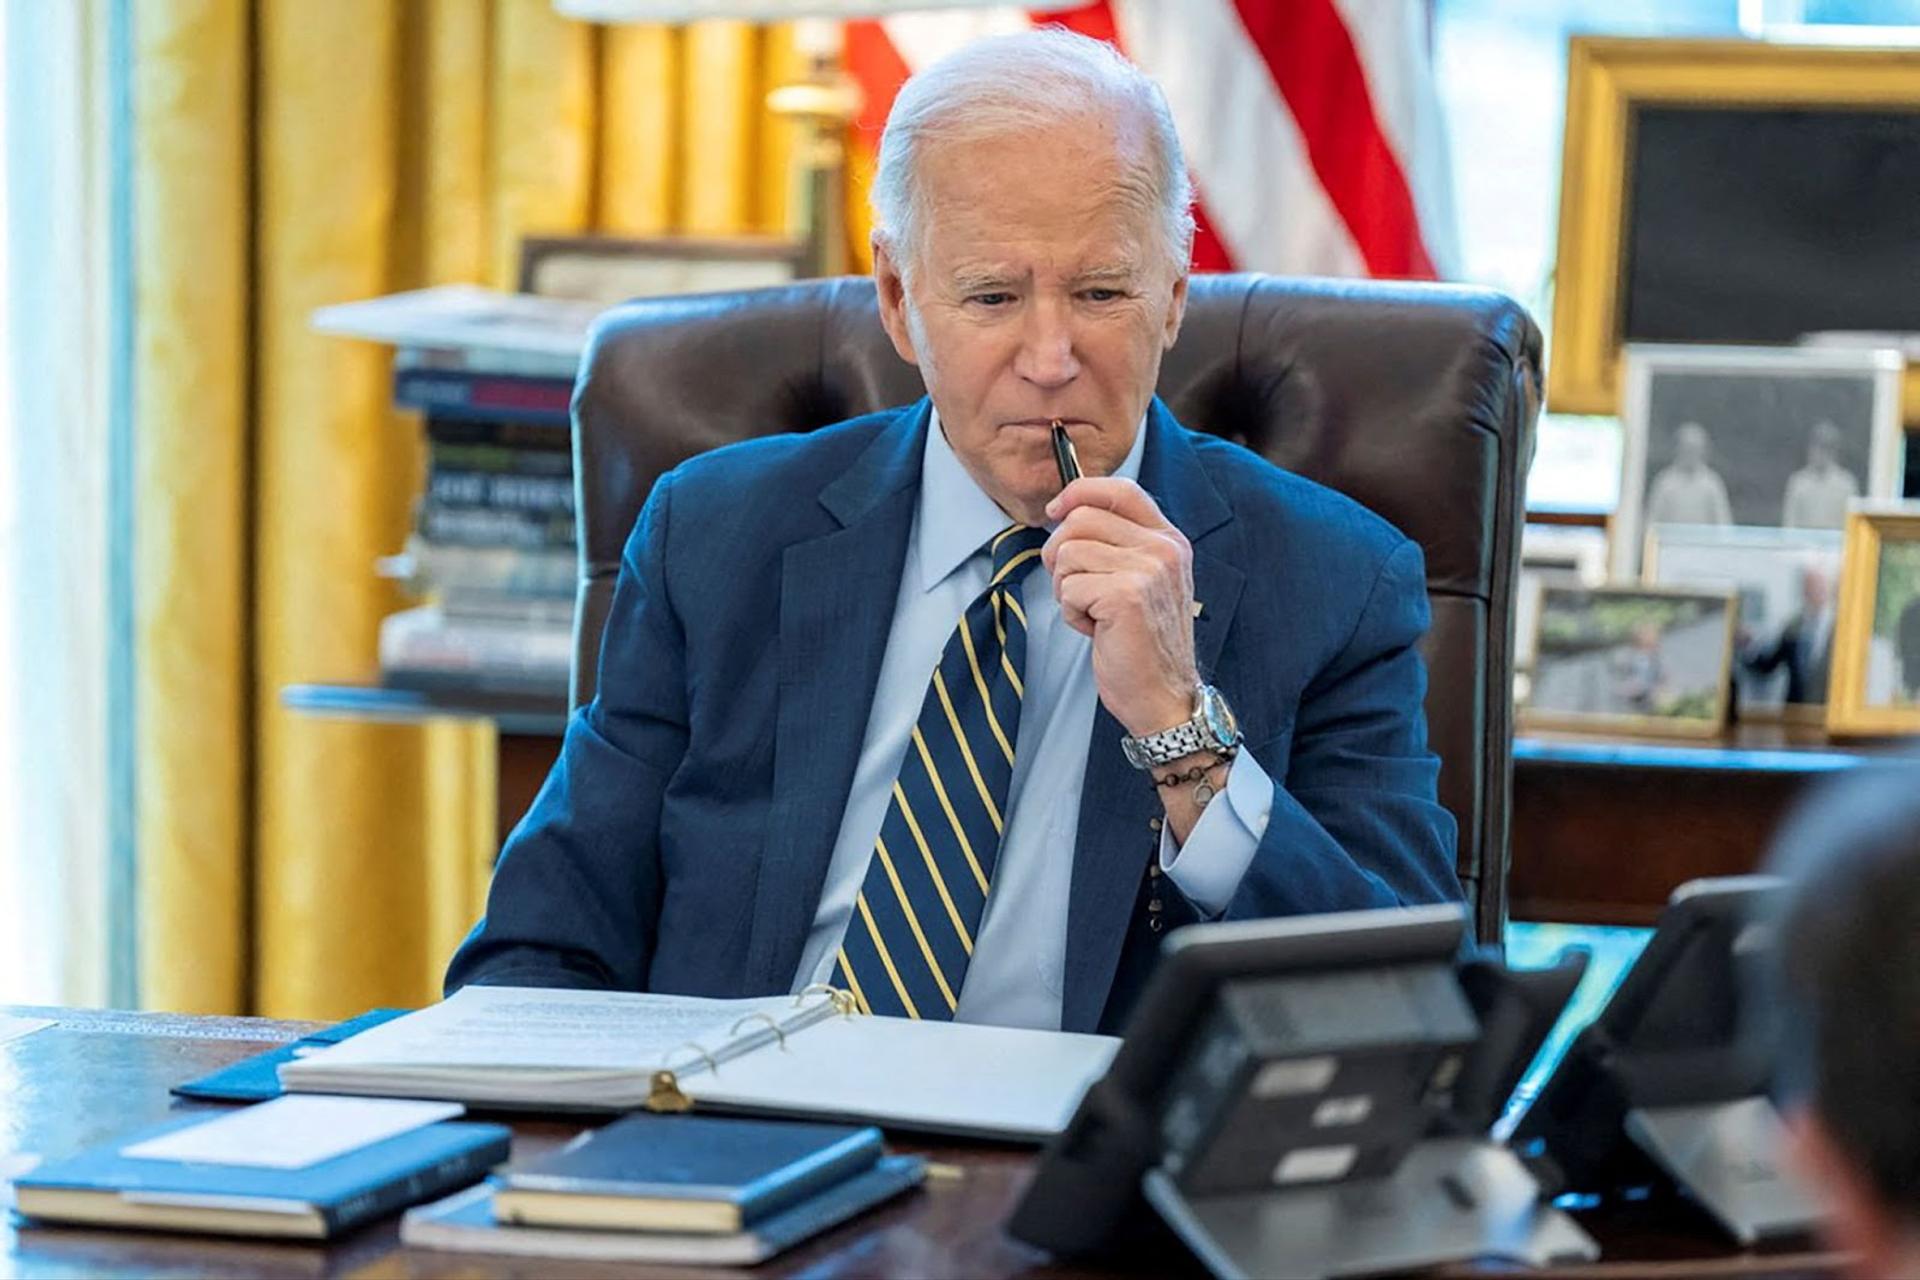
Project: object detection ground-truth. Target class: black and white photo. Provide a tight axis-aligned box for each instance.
[1612,345,1904,576]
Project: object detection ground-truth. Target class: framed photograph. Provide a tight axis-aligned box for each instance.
[1827,506,1920,737]
[1521,584,1737,739]
[1547,37,1920,422]
[1516,523,1610,687]
[517,235,805,305]
[1612,343,1904,577]
[1644,524,1844,719]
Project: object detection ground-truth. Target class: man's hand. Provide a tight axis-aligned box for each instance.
[1042,477,1199,738]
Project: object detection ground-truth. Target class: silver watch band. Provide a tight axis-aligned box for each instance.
[1127,717,1210,767]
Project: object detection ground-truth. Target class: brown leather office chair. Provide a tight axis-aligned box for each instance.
[570,274,1541,945]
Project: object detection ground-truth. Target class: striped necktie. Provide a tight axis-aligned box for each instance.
[833,523,1050,1019]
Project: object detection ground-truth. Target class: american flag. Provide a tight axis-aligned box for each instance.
[845,0,1456,279]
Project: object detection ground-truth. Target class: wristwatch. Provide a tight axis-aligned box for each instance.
[1120,684,1242,770]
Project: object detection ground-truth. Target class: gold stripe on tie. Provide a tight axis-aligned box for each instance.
[911,726,992,895]
[990,547,1042,585]
[836,947,873,1015]
[932,669,1005,833]
[956,618,1016,764]
[991,594,1024,698]
[1004,592,1029,628]
[892,782,974,953]
[873,834,958,1011]
[991,524,1022,553]
[856,893,920,1018]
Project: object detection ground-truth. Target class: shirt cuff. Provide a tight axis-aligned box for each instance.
[1156,750,1274,918]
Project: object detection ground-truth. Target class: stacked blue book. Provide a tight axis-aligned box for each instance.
[401,1113,925,1266]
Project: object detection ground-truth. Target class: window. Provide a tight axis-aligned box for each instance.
[0,1,134,1005]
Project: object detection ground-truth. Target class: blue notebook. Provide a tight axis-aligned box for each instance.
[15,1110,510,1239]
[493,1113,885,1233]
[403,1155,926,1265]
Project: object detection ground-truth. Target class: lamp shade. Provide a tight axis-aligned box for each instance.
[557,0,1078,19]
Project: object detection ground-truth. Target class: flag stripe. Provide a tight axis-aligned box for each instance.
[1112,0,1367,276]
[1227,0,1435,277]
[845,0,1448,281]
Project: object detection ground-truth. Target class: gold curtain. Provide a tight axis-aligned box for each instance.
[136,0,796,1019]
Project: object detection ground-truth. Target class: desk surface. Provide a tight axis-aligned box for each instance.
[2,1006,1844,1280]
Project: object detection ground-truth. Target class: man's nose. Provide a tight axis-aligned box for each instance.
[1013,301,1080,389]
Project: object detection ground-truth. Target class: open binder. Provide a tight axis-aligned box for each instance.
[279,984,1119,1142]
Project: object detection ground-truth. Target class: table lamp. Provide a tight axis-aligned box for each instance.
[554,1,1084,276]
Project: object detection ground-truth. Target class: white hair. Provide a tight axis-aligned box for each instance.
[869,28,1195,279]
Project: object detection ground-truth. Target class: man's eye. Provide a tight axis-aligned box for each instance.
[1082,289,1123,303]
[969,293,1014,307]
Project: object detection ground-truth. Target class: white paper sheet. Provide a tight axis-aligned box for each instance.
[688,1015,1119,1140]
[295,986,807,1073]
[0,1015,54,1047]
[120,1096,464,1170]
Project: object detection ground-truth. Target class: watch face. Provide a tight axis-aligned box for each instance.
[1201,685,1240,745]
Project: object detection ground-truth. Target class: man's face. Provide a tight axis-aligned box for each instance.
[874,116,1188,525]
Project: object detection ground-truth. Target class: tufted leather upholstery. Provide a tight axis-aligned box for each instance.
[570,274,1541,944]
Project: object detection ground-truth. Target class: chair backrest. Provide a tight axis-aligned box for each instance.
[572,274,1542,944]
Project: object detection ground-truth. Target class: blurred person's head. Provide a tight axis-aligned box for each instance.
[868,28,1194,525]
[1674,423,1711,469]
[1768,765,1920,1278]
[1799,561,1834,614]
[1809,421,1843,468]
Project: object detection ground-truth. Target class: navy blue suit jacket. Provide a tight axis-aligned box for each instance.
[446,399,1460,1033]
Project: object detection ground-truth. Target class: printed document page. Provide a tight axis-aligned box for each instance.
[279,987,832,1105]
[686,1015,1120,1141]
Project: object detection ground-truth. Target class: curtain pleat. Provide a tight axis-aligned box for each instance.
[253,0,427,1018]
[136,0,799,1019]
[132,0,251,1015]
[599,25,678,236]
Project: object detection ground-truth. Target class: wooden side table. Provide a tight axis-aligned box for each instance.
[1510,723,1905,925]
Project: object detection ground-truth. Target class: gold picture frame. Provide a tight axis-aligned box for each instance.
[1826,506,1920,737]
[1548,37,1920,421]
[1520,581,1737,740]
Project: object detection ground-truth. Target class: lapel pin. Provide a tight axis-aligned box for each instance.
[1192,601,1205,619]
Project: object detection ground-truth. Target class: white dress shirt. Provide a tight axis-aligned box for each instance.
[790,411,1273,1029]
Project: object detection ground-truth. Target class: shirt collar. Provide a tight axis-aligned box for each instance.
[915,405,1148,593]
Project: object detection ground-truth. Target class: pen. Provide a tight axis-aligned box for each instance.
[1051,420,1081,489]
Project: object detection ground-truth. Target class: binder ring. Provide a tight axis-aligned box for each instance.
[797,983,859,1016]
[729,1011,786,1049]
[668,1040,719,1075]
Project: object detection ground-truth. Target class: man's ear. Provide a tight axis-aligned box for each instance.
[1161,268,1190,351]
[872,235,920,367]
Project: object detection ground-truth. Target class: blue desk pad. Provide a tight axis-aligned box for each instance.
[170,1007,410,1103]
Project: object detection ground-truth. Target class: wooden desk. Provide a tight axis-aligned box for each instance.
[2,1007,1842,1279]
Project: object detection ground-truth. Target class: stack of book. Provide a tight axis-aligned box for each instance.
[401,1113,926,1265]
[313,286,605,702]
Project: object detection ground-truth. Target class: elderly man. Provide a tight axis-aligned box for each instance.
[446,30,1458,1034]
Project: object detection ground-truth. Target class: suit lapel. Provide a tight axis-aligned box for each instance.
[1061,400,1246,1033]
[745,402,928,992]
